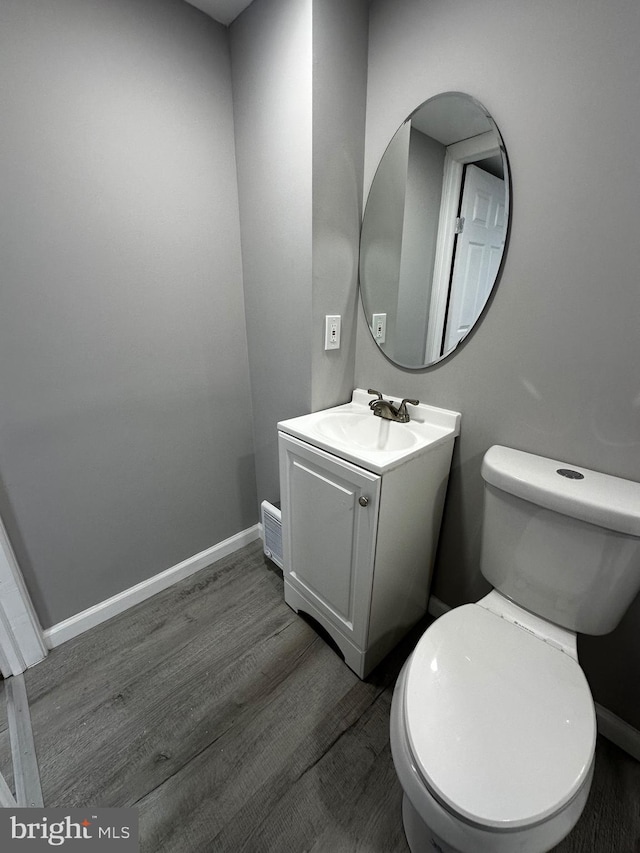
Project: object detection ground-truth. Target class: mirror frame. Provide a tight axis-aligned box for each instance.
[359,92,512,371]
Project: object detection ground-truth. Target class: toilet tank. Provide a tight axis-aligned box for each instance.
[480,446,640,635]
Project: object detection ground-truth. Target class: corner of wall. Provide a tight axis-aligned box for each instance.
[311,0,369,413]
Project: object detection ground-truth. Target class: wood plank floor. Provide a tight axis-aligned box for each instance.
[0,541,638,851]
[0,679,13,795]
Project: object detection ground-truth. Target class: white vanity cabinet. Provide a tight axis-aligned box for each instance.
[279,434,381,655]
[278,393,460,678]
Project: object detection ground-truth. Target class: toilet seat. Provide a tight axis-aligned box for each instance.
[404,604,596,832]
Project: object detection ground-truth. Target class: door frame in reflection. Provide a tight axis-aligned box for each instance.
[425,131,504,363]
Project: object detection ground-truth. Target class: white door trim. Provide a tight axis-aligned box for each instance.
[425,131,502,363]
[0,516,47,676]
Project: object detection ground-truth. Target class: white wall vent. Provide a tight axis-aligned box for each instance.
[261,500,283,569]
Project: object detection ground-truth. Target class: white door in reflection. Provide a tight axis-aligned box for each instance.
[443,164,506,353]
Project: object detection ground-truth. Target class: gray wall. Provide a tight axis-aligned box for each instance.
[0,0,256,628]
[396,128,445,365]
[356,0,640,729]
[359,122,409,362]
[231,0,367,504]
[230,0,313,507]
[311,0,369,413]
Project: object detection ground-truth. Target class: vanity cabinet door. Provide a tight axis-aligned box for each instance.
[279,433,381,649]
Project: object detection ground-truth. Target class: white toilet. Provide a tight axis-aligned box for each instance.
[390,445,640,853]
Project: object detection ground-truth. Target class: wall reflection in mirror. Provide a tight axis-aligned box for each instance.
[359,92,510,369]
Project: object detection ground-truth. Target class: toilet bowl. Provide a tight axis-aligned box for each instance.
[390,445,640,853]
[390,597,596,853]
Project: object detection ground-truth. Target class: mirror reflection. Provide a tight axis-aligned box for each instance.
[359,92,510,369]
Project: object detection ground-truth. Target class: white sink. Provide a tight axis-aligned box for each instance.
[314,411,418,452]
[278,389,461,473]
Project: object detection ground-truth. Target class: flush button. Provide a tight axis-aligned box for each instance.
[557,468,584,480]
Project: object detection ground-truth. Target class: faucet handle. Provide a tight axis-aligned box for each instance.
[396,398,419,421]
[367,389,383,408]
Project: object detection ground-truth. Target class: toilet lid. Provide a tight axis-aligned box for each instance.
[404,604,596,831]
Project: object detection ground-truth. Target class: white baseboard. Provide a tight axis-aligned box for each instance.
[427,595,640,761]
[43,524,260,649]
[594,702,640,762]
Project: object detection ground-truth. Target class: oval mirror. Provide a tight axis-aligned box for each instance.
[359,92,510,369]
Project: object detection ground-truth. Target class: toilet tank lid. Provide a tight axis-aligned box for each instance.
[482,445,640,538]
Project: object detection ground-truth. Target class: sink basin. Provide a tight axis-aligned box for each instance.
[278,389,461,473]
[314,412,418,452]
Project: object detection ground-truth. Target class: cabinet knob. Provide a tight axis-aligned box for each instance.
[358,496,369,507]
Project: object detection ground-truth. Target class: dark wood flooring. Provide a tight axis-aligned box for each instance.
[0,541,638,851]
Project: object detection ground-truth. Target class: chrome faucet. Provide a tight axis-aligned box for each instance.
[367,389,419,423]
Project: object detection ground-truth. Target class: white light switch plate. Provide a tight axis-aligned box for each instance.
[372,313,386,343]
[324,315,341,350]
